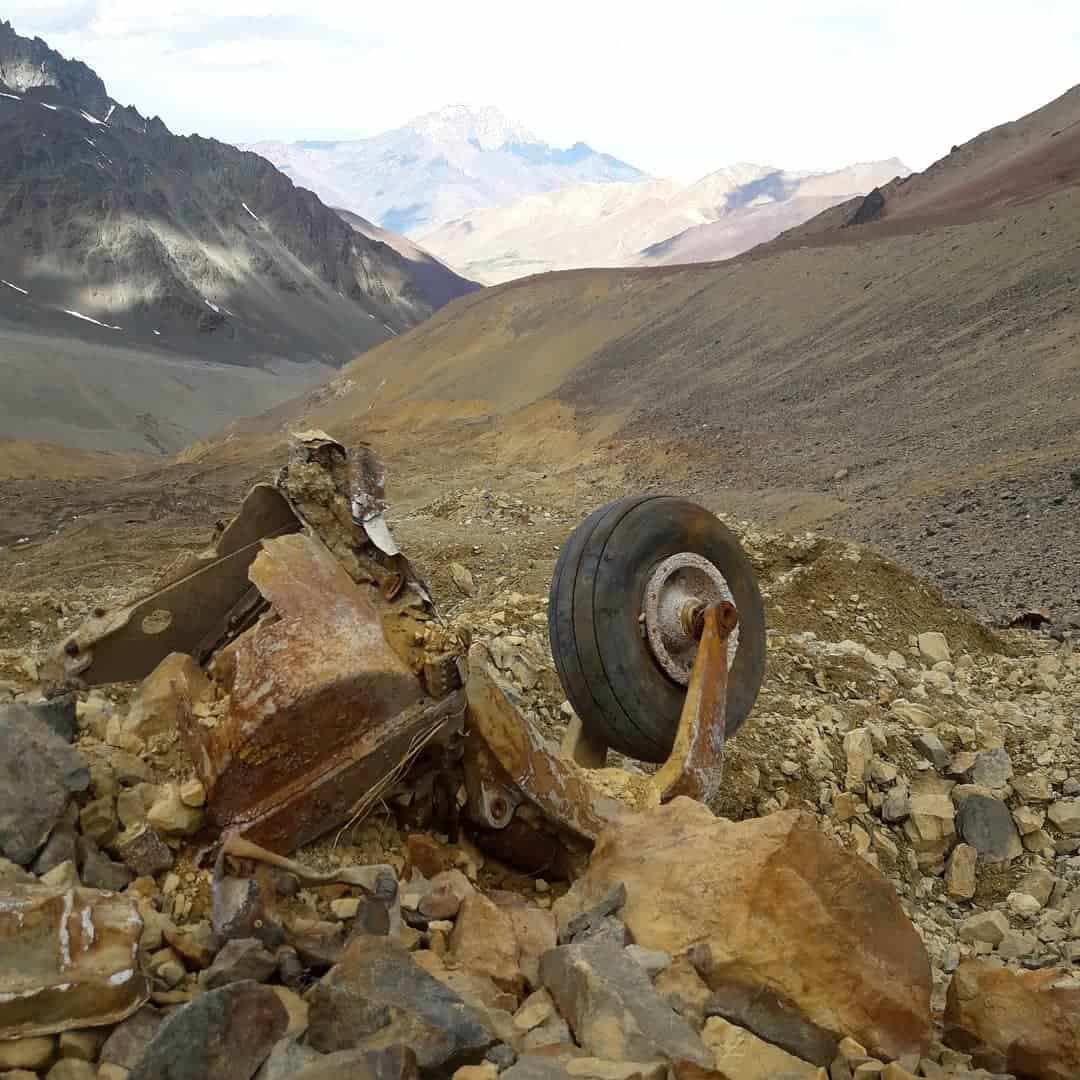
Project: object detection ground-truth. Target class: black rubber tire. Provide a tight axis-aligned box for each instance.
[548,495,766,762]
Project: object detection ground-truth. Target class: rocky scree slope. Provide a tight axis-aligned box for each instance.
[2,500,1080,1080]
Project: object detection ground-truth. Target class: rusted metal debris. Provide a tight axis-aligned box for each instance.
[45,432,757,873]
[0,884,147,1039]
[463,600,739,853]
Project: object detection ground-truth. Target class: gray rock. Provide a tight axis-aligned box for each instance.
[625,946,672,977]
[129,981,288,1080]
[539,940,712,1067]
[502,1058,572,1080]
[956,795,1024,862]
[2,696,78,742]
[560,882,627,944]
[486,1044,517,1071]
[277,946,305,990]
[79,838,134,892]
[100,1007,165,1069]
[971,748,1013,789]
[204,938,278,990]
[287,1047,417,1080]
[253,1038,323,1080]
[31,823,78,876]
[0,708,89,865]
[570,916,632,948]
[704,979,840,1066]
[306,935,495,1071]
[882,786,912,823]
[912,733,951,771]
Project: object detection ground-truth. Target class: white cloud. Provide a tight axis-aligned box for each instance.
[6,0,1080,182]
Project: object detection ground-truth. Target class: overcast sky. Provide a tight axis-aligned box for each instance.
[9,0,1080,180]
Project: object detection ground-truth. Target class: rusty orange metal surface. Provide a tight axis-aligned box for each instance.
[652,600,737,804]
[464,600,738,846]
[180,531,465,853]
[44,484,301,689]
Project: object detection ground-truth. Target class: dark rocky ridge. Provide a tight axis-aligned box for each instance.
[0,20,479,369]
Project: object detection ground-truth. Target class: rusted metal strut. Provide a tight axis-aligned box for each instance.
[464,599,739,845]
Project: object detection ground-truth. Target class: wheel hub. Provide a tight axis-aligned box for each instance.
[643,552,739,686]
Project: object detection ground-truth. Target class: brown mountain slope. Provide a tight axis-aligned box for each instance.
[772,82,1080,249]
[203,177,1080,624]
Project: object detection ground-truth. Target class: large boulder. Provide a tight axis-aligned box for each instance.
[128,981,287,1080]
[554,800,931,1061]
[306,935,495,1071]
[0,708,89,865]
[539,941,711,1066]
[944,961,1080,1079]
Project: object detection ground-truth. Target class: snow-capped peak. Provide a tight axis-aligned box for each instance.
[405,104,539,151]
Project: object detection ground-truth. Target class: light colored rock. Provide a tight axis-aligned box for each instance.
[178,779,206,809]
[1017,868,1057,908]
[125,653,210,739]
[453,1065,499,1080]
[97,1066,130,1080]
[79,796,118,848]
[450,563,477,597]
[703,1016,819,1079]
[903,793,956,873]
[843,729,874,794]
[917,633,951,666]
[488,891,557,990]
[1048,799,1080,836]
[46,1061,97,1080]
[563,1060,667,1080]
[944,844,977,901]
[944,961,1080,1078]
[57,1030,105,1061]
[146,784,203,836]
[1007,892,1043,918]
[270,987,309,1038]
[0,1036,57,1071]
[1013,806,1045,835]
[1013,771,1054,802]
[512,989,555,1033]
[957,910,1009,946]
[449,892,522,991]
[329,898,361,920]
[555,799,932,1061]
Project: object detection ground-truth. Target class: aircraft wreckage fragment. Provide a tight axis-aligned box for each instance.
[43,436,766,867]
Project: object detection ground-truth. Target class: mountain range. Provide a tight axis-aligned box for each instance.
[0,20,477,453]
[250,107,907,283]
[246,106,647,236]
[415,159,910,282]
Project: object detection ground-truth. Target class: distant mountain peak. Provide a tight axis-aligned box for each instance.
[404,104,539,151]
[247,108,646,236]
